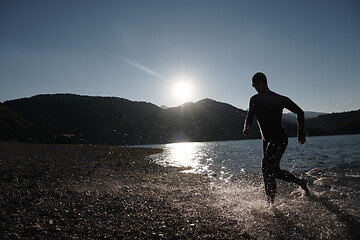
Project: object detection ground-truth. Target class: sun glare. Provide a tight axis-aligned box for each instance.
[173,80,193,104]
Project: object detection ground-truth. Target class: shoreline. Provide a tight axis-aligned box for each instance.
[0,142,247,239]
[3,141,359,239]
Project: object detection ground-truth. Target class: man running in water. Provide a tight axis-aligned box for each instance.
[243,72,310,203]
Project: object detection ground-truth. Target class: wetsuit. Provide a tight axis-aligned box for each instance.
[244,91,305,201]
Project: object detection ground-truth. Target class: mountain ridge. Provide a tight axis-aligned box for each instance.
[283,111,327,123]
[2,94,359,145]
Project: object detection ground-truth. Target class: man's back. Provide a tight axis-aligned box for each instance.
[247,91,303,141]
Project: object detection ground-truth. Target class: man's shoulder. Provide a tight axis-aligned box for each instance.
[250,93,260,99]
[270,91,283,97]
[271,91,290,101]
[251,92,288,99]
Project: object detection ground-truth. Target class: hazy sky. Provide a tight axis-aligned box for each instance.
[1,0,359,112]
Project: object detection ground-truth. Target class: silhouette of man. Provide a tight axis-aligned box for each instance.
[243,72,309,203]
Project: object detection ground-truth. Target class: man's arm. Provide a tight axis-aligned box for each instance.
[284,97,306,144]
[243,97,255,136]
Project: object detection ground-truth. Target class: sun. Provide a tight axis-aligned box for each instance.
[173,80,193,104]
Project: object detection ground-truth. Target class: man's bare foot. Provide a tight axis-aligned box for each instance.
[299,179,310,196]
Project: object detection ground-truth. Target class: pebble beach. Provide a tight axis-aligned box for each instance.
[0,142,247,239]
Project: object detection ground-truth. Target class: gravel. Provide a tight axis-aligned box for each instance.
[0,142,250,240]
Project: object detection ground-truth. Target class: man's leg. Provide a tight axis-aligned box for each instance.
[276,171,310,195]
[271,142,310,195]
[262,141,281,203]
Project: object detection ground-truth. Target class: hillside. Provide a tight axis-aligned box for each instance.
[162,99,251,142]
[306,110,360,136]
[4,94,254,145]
[0,102,34,141]
[4,94,164,145]
[3,94,359,145]
[283,111,326,123]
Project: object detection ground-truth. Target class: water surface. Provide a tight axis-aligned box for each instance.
[150,134,360,180]
[147,135,360,239]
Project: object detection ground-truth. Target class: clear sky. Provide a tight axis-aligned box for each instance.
[1,0,359,113]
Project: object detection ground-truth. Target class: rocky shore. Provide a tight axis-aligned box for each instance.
[0,142,249,239]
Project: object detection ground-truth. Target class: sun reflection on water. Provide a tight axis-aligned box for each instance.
[152,141,214,174]
[165,142,200,170]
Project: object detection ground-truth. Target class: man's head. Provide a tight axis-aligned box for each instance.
[252,72,267,84]
[252,72,269,93]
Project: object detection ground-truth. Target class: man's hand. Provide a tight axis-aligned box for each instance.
[242,127,249,136]
[298,133,306,144]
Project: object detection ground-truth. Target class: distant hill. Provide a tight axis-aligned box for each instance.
[306,110,360,136]
[4,95,255,145]
[4,94,163,145]
[3,94,359,145]
[160,105,170,109]
[161,98,252,142]
[0,102,34,141]
[282,111,326,123]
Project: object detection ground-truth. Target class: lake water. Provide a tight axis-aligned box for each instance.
[150,134,360,180]
[147,135,360,239]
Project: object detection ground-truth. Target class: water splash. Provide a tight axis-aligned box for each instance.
[208,173,357,240]
[148,135,360,239]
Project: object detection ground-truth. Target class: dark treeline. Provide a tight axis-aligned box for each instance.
[1,94,359,145]
[306,110,360,136]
